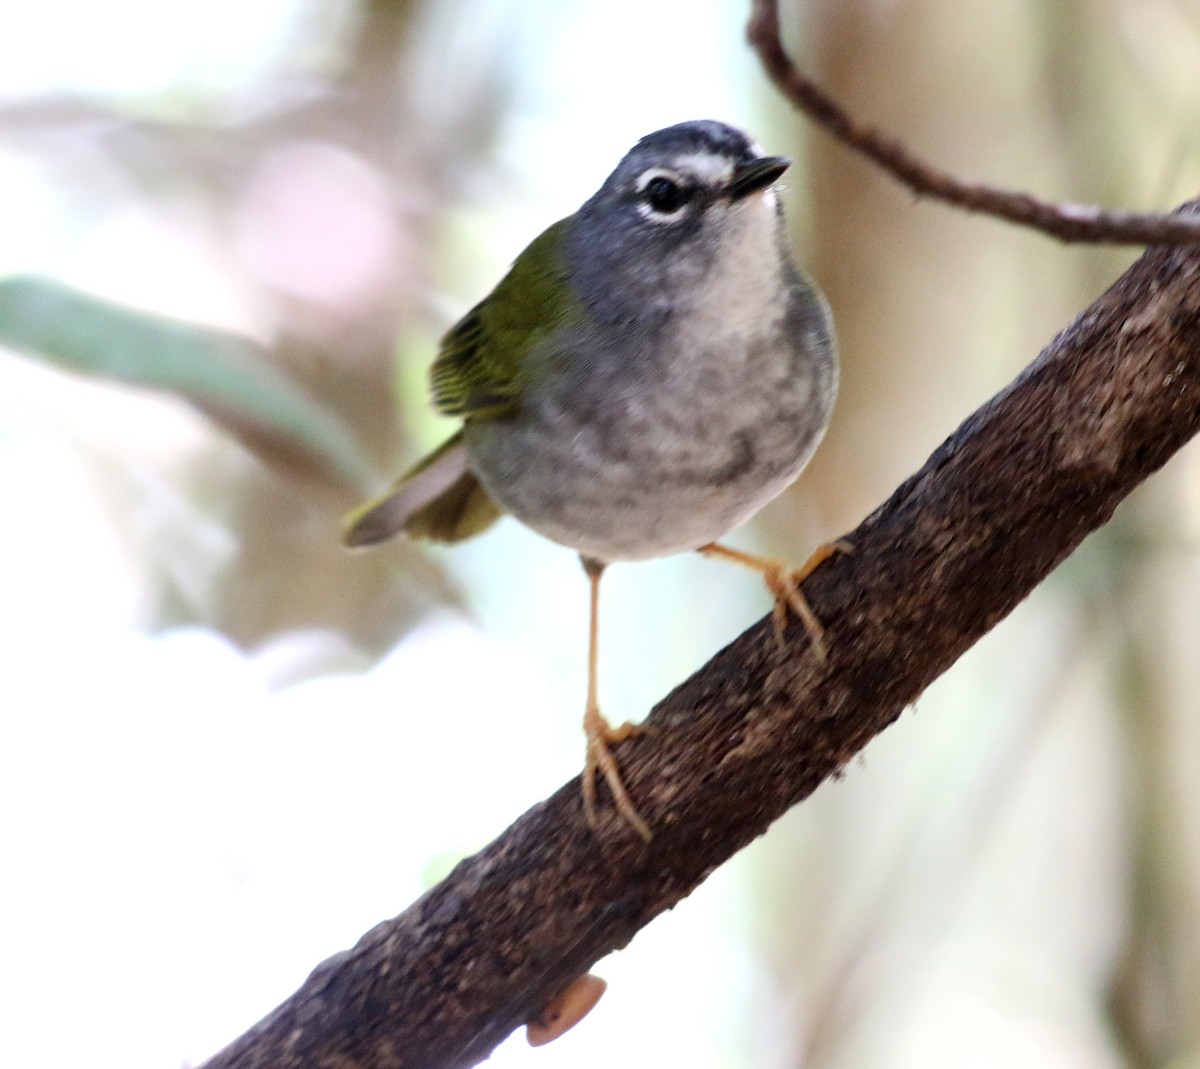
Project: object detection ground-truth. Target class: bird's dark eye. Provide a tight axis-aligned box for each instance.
[644,176,693,214]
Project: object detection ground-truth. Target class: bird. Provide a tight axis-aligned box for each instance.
[345,120,838,840]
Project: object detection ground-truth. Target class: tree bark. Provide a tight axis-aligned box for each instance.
[199,217,1200,1069]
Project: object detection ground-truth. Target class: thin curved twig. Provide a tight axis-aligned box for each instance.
[748,0,1200,245]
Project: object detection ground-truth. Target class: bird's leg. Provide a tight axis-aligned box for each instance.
[697,539,852,659]
[579,556,651,841]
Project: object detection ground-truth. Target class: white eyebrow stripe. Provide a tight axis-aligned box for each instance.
[669,151,734,186]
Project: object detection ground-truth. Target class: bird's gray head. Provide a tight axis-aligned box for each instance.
[565,120,792,330]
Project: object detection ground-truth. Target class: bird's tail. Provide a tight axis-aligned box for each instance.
[343,429,502,547]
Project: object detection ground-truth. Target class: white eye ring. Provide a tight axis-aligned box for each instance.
[634,168,695,224]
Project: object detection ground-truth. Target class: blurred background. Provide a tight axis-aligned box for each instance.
[2,0,1200,1066]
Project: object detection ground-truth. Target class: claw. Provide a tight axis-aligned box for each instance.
[583,709,651,841]
[761,561,827,659]
[698,539,852,659]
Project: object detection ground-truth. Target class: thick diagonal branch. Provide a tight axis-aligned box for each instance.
[201,230,1200,1069]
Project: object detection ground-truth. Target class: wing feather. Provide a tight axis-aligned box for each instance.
[429,219,574,421]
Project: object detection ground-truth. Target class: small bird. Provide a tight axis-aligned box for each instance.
[346,120,838,840]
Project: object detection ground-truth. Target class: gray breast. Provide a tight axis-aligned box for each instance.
[465,275,836,563]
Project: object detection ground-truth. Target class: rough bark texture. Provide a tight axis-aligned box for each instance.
[200,225,1200,1069]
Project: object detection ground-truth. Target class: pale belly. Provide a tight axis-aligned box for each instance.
[465,366,831,563]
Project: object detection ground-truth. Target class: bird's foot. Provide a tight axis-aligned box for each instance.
[699,539,853,660]
[582,703,651,841]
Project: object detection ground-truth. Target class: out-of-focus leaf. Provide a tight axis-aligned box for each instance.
[0,275,373,492]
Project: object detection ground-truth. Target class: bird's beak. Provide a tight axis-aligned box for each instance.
[727,156,791,200]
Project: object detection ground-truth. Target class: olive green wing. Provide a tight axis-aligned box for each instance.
[430,218,575,421]
[344,219,576,547]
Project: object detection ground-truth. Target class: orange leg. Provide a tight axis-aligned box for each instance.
[579,556,651,841]
[697,539,852,659]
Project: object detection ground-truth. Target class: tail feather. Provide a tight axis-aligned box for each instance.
[343,430,502,547]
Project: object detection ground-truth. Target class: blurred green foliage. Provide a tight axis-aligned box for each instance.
[0,275,371,491]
